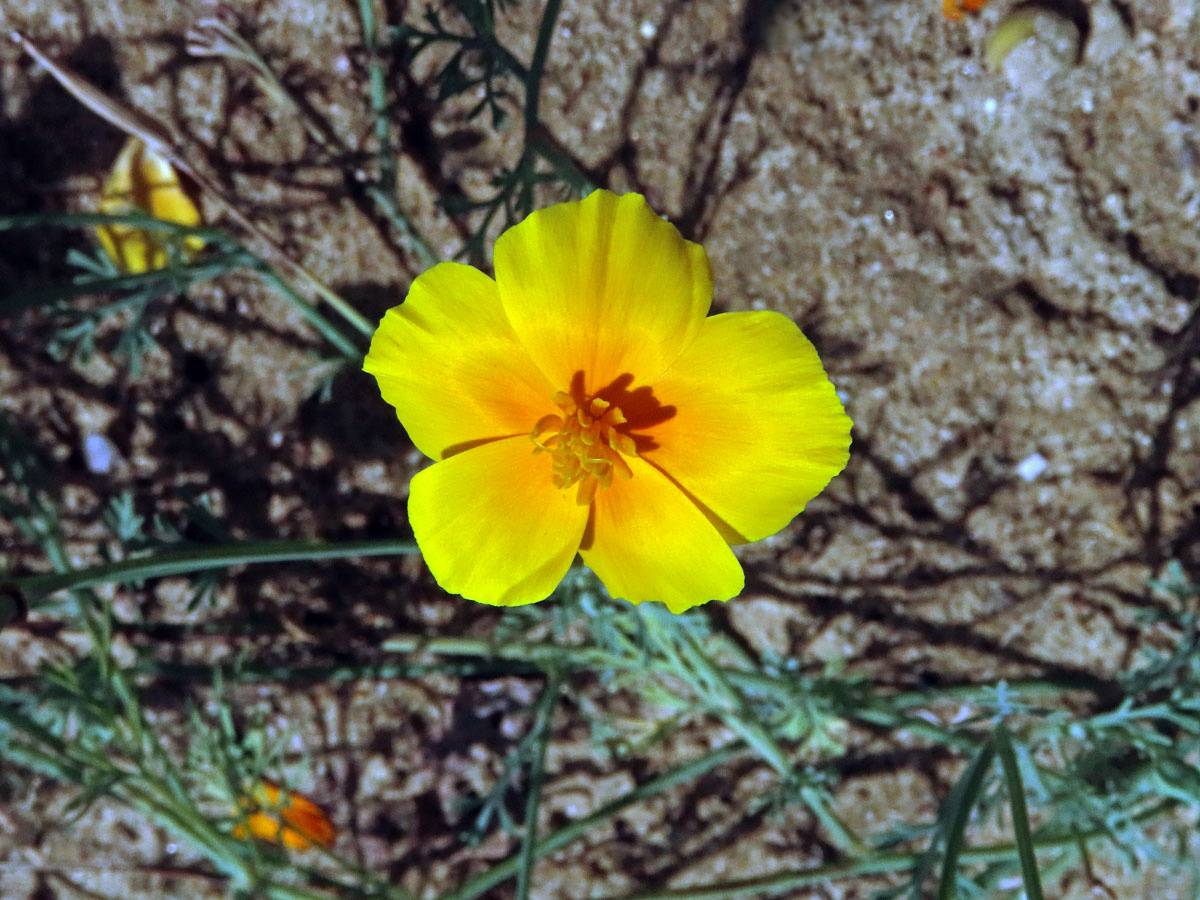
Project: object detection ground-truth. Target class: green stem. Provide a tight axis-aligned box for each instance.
[263,254,378,341]
[516,672,563,900]
[600,802,1176,900]
[0,250,250,317]
[379,634,1109,740]
[251,262,364,358]
[850,706,980,752]
[936,737,997,900]
[363,184,438,270]
[994,725,1045,900]
[355,0,436,271]
[85,656,545,688]
[7,538,418,607]
[440,743,745,900]
[796,784,867,858]
[667,627,867,855]
[381,634,610,668]
[0,211,368,355]
[885,677,1102,709]
[523,0,563,140]
[674,629,791,776]
[532,138,594,196]
[0,211,234,237]
[357,0,396,195]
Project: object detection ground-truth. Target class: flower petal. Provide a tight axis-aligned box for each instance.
[580,456,743,613]
[281,796,336,848]
[494,190,711,394]
[97,136,204,274]
[409,436,589,605]
[364,262,557,460]
[646,311,851,543]
[234,784,335,850]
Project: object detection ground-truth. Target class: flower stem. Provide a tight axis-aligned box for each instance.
[994,724,1045,900]
[7,537,418,608]
[249,260,365,357]
[357,0,395,196]
[600,801,1175,900]
[440,743,746,900]
[516,671,563,900]
[523,0,563,142]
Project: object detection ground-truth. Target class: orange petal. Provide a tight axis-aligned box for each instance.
[281,795,337,847]
[644,311,851,544]
[580,456,743,613]
[235,783,335,849]
[364,262,557,460]
[493,190,711,394]
[279,826,313,851]
[408,436,590,605]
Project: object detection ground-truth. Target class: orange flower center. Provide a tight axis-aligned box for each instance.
[530,390,640,505]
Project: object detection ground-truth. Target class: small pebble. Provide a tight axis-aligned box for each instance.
[1016,452,1047,481]
[83,434,117,474]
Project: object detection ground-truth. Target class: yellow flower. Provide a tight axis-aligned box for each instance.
[232,782,335,850]
[95,136,205,273]
[364,190,851,613]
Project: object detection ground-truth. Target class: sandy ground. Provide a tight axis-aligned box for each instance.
[2,0,1200,897]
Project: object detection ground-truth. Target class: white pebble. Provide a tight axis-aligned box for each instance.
[83,434,117,474]
[1016,453,1047,481]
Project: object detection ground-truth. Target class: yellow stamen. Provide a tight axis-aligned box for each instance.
[531,390,640,504]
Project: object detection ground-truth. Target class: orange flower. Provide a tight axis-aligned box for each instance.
[943,0,991,19]
[364,190,851,613]
[95,136,205,273]
[232,782,335,850]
